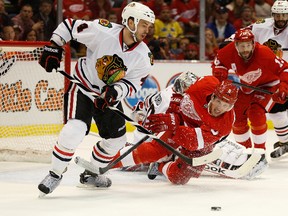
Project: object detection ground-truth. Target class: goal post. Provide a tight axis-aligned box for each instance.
[0,41,71,163]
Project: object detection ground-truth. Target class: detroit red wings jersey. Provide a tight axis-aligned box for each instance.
[51,18,153,100]
[213,42,288,94]
[248,18,288,49]
[172,76,235,151]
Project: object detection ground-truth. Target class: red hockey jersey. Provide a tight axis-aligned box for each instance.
[172,76,235,151]
[212,42,288,94]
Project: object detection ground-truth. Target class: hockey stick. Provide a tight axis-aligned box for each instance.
[232,81,274,95]
[57,69,223,166]
[75,146,224,175]
[204,153,261,179]
[232,81,288,100]
[75,135,150,174]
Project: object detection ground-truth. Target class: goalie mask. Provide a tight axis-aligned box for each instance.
[122,2,155,42]
[173,71,198,94]
[271,0,288,29]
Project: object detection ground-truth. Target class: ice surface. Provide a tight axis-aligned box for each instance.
[0,131,287,216]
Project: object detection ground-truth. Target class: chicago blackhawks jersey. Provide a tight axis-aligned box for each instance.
[51,18,153,100]
[248,18,288,49]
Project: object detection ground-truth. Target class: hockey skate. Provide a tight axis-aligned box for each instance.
[273,141,281,149]
[242,154,268,180]
[270,141,288,158]
[38,171,62,197]
[147,163,162,180]
[79,170,112,188]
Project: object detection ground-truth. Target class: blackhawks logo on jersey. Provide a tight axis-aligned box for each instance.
[96,54,127,84]
[255,18,265,24]
[98,19,112,28]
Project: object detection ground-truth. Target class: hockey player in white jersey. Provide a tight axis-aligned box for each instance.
[243,0,288,159]
[37,2,155,196]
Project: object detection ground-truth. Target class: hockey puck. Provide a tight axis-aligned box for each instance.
[211,207,221,211]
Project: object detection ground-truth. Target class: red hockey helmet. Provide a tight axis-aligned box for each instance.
[214,80,238,105]
[234,29,254,43]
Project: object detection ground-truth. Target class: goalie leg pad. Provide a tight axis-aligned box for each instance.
[214,139,248,167]
[205,139,264,179]
[205,139,260,178]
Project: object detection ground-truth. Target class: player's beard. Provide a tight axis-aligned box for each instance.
[239,50,253,61]
[135,32,146,42]
[274,20,288,29]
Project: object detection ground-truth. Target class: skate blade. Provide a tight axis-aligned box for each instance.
[270,151,288,161]
[76,183,108,190]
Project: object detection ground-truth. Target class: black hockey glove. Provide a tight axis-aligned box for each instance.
[39,45,63,72]
[94,85,119,110]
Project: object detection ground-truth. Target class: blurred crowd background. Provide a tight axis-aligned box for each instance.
[0,0,276,60]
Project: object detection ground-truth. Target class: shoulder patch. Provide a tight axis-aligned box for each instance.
[98,19,112,28]
[154,93,162,106]
[255,19,265,24]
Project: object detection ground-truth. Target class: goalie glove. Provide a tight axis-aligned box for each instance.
[272,82,288,104]
[39,45,63,72]
[94,85,121,110]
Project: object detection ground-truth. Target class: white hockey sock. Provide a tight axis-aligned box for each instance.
[91,141,115,167]
[269,111,288,143]
[51,142,75,176]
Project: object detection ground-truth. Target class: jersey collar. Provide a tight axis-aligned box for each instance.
[273,26,286,35]
[119,29,140,52]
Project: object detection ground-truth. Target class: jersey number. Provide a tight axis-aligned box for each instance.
[77,23,88,33]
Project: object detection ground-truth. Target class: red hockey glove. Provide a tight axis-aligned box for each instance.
[272,82,288,104]
[146,113,180,133]
[167,93,183,113]
[94,85,119,110]
[39,45,63,72]
[212,67,228,82]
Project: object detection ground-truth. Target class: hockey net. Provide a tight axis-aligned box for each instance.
[0,41,71,163]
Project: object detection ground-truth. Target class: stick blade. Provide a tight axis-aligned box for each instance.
[192,148,223,166]
[74,156,100,174]
[233,153,261,177]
